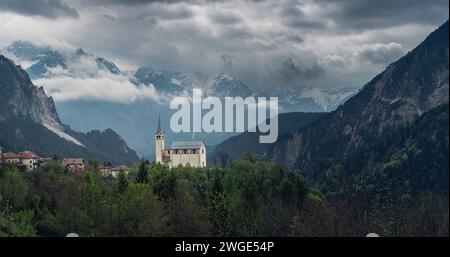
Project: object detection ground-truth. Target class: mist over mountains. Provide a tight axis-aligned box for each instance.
[0,55,139,164]
[1,41,358,158]
[267,20,449,183]
[210,20,449,201]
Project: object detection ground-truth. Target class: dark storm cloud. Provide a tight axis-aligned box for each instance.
[0,0,78,19]
[220,27,254,40]
[2,0,448,93]
[84,0,188,5]
[102,14,117,21]
[144,5,193,20]
[317,0,449,30]
[209,11,242,25]
[280,4,325,29]
[221,54,233,72]
[81,0,219,6]
[93,1,194,21]
[286,34,304,43]
[279,57,325,83]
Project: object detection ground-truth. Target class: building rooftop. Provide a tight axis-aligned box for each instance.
[168,141,204,150]
[155,113,163,134]
[62,158,85,165]
[20,151,39,159]
[2,152,21,159]
[110,165,131,171]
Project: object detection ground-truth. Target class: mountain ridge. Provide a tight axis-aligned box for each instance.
[209,112,325,164]
[0,54,139,164]
[266,20,449,176]
[1,41,359,157]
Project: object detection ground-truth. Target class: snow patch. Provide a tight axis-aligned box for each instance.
[171,78,182,87]
[300,87,357,111]
[42,123,85,147]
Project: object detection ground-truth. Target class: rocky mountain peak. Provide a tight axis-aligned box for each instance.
[206,73,252,97]
[0,54,62,129]
[0,54,139,164]
[267,20,449,172]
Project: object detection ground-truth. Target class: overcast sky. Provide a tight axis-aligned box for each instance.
[0,0,448,91]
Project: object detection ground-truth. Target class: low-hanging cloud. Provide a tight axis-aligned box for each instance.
[278,57,325,84]
[357,42,405,65]
[32,53,161,103]
[35,75,160,103]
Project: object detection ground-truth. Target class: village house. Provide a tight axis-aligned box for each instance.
[100,165,112,176]
[1,152,21,165]
[0,147,46,172]
[19,151,40,172]
[155,115,207,168]
[101,165,131,178]
[62,158,85,176]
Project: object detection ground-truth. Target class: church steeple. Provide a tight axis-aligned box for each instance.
[156,113,163,133]
[155,114,165,164]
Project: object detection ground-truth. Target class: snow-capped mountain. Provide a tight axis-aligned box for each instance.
[96,57,121,74]
[1,41,123,79]
[2,40,360,157]
[0,54,139,164]
[133,67,200,93]
[205,73,253,98]
[133,68,254,98]
[274,86,358,112]
[2,41,357,112]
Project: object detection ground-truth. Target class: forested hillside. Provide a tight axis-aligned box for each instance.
[1,157,447,237]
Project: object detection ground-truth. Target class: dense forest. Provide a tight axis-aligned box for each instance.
[1,148,447,237]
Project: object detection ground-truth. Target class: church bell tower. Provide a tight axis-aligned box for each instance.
[155,114,165,164]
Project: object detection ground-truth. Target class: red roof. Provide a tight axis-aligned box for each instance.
[2,152,21,159]
[20,151,39,159]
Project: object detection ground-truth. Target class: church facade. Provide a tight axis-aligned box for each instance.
[155,116,206,168]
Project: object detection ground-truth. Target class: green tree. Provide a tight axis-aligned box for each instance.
[135,160,149,184]
[209,192,233,236]
[117,170,129,194]
[168,179,212,236]
[0,209,37,236]
[115,184,168,236]
[242,151,258,163]
[0,168,28,210]
[80,172,103,236]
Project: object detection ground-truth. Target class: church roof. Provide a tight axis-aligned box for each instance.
[156,113,163,133]
[169,141,204,150]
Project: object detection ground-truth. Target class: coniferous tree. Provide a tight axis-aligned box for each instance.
[117,169,128,194]
[135,160,149,184]
[242,151,258,163]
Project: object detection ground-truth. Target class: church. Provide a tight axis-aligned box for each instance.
[154,115,206,168]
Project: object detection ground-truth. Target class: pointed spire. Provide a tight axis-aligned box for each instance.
[156,113,163,133]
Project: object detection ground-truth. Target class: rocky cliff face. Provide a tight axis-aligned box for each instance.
[0,55,139,164]
[0,56,62,129]
[267,21,449,172]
